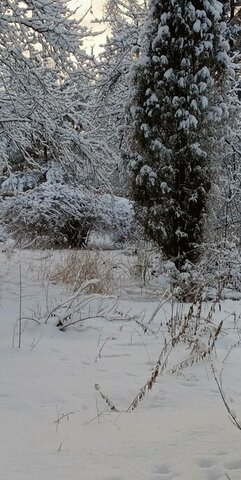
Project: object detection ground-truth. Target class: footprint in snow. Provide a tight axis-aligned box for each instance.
[204,468,226,480]
[153,464,179,478]
[154,464,171,474]
[224,459,241,470]
[197,458,225,480]
[105,477,122,480]
[179,381,197,388]
[198,458,217,468]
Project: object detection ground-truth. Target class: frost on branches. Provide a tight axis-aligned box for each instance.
[1,183,134,248]
[0,0,112,193]
[94,0,147,193]
[126,0,231,267]
[2,183,96,248]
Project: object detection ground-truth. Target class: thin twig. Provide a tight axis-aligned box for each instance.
[94,337,116,362]
[212,364,241,431]
[95,384,119,412]
[54,410,74,432]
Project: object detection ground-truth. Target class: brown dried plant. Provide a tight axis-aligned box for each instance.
[126,286,226,412]
[48,250,120,295]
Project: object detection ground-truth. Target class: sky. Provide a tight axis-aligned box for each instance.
[70,0,108,52]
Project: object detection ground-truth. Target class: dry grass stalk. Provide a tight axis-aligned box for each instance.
[54,403,74,432]
[95,384,119,412]
[44,279,100,325]
[126,340,172,412]
[126,286,226,412]
[94,336,116,362]
[48,250,119,295]
[211,364,241,431]
[129,249,162,290]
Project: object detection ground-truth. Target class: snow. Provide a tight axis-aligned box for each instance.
[178,77,185,88]
[160,55,168,65]
[163,68,173,80]
[1,249,241,479]
[140,123,151,137]
[190,143,206,157]
[207,106,223,121]
[157,25,170,40]
[146,93,159,106]
[199,81,208,93]
[193,19,201,33]
[179,114,198,130]
[200,95,209,108]
[138,165,157,186]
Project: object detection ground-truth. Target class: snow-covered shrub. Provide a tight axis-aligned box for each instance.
[0,170,45,194]
[203,241,241,298]
[2,183,97,248]
[169,241,241,301]
[1,183,136,248]
[96,194,134,244]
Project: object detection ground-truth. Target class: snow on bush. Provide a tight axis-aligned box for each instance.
[2,183,97,248]
[96,194,134,244]
[1,183,134,248]
[0,170,45,194]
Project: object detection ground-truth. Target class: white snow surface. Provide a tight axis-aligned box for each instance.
[1,249,241,480]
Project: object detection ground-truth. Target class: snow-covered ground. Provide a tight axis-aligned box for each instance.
[1,249,241,480]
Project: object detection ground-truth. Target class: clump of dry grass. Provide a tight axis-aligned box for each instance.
[48,250,120,295]
[130,249,154,285]
[129,248,162,287]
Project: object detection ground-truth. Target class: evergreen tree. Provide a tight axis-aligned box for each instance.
[126,0,231,267]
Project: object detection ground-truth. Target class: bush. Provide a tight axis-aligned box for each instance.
[96,194,134,244]
[2,182,97,247]
[170,241,241,301]
[1,183,135,248]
